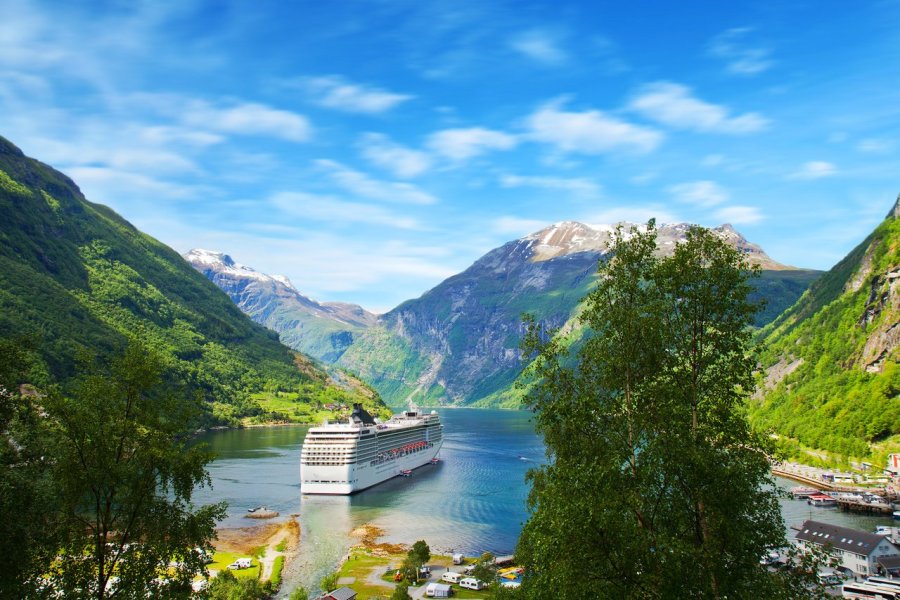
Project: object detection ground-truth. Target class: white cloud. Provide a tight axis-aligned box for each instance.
[701,154,725,167]
[509,30,568,66]
[492,216,551,236]
[500,174,601,198]
[357,133,432,178]
[64,166,203,202]
[302,76,413,114]
[790,161,837,180]
[182,101,312,142]
[427,127,518,161]
[315,159,438,205]
[628,82,769,134]
[270,191,419,229]
[526,99,663,154]
[714,205,764,224]
[667,180,729,207]
[857,138,894,153]
[708,28,774,76]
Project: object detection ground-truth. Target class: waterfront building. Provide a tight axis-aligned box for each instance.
[794,520,900,577]
[323,587,357,600]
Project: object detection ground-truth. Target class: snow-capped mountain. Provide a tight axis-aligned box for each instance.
[188,222,820,407]
[183,249,375,361]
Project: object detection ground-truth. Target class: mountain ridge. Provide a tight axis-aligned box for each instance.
[189,220,821,408]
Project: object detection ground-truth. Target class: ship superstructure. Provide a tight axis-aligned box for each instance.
[300,404,443,494]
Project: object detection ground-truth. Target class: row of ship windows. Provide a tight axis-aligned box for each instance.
[303,479,355,484]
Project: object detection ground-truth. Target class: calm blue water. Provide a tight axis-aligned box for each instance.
[193,409,895,594]
[193,409,543,593]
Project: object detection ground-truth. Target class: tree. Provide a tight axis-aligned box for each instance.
[320,570,340,593]
[391,580,412,600]
[470,552,496,587]
[207,570,269,600]
[404,539,431,582]
[44,342,226,599]
[516,222,825,599]
[0,337,60,598]
[289,587,310,600]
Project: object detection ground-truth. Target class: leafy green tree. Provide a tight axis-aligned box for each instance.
[44,342,226,599]
[403,539,431,582]
[470,552,496,587]
[391,580,412,600]
[0,337,60,598]
[289,586,310,600]
[320,570,340,593]
[516,222,824,599]
[207,569,269,600]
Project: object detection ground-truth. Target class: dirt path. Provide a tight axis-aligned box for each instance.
[215,518,301,582]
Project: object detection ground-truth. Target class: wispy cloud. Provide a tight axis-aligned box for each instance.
[629,82,769,134]
[270,191,419,229]
[500,174,601,198]
[509,29,568,66]
[857,138,894,153]
[357,133,432,178]
[427,127,517,161]
[667,180,729,207]
[315,159,438,205]
[64,166,205,202]
[182,100,312,142]
[714,205,764,224]
[789,161,837,179]
[299,76,413,114]
[526,99,663,154]
[708,28,774,76]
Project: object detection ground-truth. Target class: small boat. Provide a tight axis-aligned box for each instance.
[430,457,440,464]
[790,486,818,499]
[893,510,900,521]
[807,493,837,507]
[247,506,262,513]
[400,470,412,477]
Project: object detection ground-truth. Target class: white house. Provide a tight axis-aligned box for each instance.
[795,520,900,576]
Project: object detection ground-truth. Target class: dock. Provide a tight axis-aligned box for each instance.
[835,499,894,516]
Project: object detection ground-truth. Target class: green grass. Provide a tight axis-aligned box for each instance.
[270,555,284,588]
[208,551,259,580]
[249,545,267,558]
[275,539,287,553]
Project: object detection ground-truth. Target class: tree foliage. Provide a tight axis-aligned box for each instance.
[516,222,824,599]
[391,580,413,600]
[0,337,61,598]
[43,342,225,598]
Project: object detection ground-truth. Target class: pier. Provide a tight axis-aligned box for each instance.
[836,499,895,516]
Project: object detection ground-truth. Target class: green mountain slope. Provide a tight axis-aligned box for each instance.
[0,136,385,424]
[749,198,900,460]
[191,221,820,409]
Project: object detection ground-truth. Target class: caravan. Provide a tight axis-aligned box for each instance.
[460,577,484,590]
[441,571,462,584]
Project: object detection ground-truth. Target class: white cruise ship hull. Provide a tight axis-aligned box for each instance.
[300,405,444,495]
[301,440,442,495]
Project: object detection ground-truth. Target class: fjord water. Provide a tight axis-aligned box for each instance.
[193,409,544,592]
[193,409,894,593]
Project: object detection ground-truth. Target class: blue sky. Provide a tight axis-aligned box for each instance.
[2,0,900,312]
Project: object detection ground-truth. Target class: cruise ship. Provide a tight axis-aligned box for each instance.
[300,403,443,494]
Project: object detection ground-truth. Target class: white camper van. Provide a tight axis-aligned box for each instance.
[460,577,484,590]
[441,571,462,584]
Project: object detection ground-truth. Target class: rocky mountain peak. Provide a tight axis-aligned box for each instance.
[184,248,235,268]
